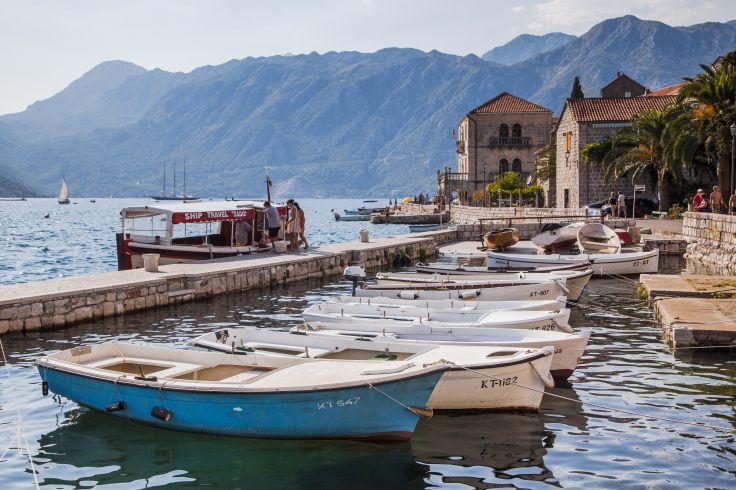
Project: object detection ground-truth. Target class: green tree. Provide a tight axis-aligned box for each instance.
[678,61,736,195]
[485,171,543,206]
[570,76,585,99]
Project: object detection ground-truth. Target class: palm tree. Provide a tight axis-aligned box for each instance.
[678,62,736,195]
[600,105,685,211]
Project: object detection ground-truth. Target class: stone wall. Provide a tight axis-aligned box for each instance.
[0,231,458,335]
[451,205,589,225]
[682,212,736,270]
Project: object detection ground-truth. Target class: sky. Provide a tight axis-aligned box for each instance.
[1,0,735,115]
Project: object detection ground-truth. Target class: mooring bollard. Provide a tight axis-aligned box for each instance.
[142,253,160,272]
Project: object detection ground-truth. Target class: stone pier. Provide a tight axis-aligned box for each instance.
[682,212,736,270]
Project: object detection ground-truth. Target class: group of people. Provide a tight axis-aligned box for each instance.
[693,186,736,215]
[607,191,628,218]
[233,200,308,252]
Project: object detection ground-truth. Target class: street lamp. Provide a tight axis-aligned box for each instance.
[730,123,736,199]
[565,150,571,166]
[482,161,487,207]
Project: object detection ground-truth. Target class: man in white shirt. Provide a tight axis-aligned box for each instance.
[617,191,626,218]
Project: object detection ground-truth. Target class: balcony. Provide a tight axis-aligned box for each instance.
[489,137,532,147]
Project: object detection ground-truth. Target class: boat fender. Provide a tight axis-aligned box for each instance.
[41,381,49,396]
[106,401,127,412]
[458,290,480,300]
[555,280,570,295]
[398,291,418,300]
[151,406,172,422]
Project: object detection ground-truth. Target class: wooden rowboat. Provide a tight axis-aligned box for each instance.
[482,228,520,250]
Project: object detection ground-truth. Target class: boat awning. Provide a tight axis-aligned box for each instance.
[121,200,287,224]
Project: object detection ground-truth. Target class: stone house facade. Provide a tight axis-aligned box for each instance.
[555,95,677,208]
[599,72,646,98]
[439,92,552,203]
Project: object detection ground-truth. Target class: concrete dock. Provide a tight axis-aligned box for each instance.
[0,229,456,335]
[640,274,736,348]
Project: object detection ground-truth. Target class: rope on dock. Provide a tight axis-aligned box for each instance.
[445,361,734,435]
[0,339,41,489]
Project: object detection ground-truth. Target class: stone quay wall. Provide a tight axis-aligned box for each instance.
[682,212,736,270]
[0,231,457,335]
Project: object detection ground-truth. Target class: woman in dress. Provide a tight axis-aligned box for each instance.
[294,201,308,249]
[285,199,300,250]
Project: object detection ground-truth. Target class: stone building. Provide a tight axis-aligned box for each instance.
[438,92,552,203]
[599,72,646,98]
[555,95,677,208]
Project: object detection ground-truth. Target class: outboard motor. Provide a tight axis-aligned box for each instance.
[343,266,367,296]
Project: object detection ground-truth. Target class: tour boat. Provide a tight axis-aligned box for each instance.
[576,223,621,254]
[36,342,446,441]
[116,200,287,270]
[482,228,520,250]
[414,261,591,275]
[374,269,593,302]
[327,295,567,312]
[190,327,555,410]
[487,248,659,275]
[531,222,585,251]
[287,322,591,382]
[58,177,70,205]
[355,279,569,301]
[302,302,573,332]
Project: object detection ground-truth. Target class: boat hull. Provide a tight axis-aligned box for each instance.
[487,249,659,275]
[482,228,520,251]
[414,262,589,275]
[39,365,442,441]
[357,281,567,302]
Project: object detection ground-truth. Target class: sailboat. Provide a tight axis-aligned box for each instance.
[58,177,70,204]
[150,161,199,201]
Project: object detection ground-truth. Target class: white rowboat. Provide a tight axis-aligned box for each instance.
[487,248,659,275]
[326,295,567,312]
[576,223,621,254]
[356,279,569,301]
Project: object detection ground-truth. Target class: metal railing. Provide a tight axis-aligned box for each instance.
[489,137,531,146]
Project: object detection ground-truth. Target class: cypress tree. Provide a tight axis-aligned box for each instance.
[570,76,584,99]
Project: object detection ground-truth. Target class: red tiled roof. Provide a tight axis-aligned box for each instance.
[469,92,551,114]
[564,95,677,123]
[646,82,686,97]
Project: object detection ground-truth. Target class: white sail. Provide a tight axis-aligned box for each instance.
[58,177,69,203]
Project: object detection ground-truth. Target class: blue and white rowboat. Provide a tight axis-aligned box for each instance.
[36,342,447,441]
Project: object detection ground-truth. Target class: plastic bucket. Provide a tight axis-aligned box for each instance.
[359,230,369,243]
[142,253,160,272]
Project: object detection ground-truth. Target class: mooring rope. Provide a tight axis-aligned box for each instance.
[0,339,41,489]
[445,361,734,434]
[367,382,432,418]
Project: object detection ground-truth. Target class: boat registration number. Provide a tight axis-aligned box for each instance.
[632,259,649,267]
[481,377,517,389]
[317,397,360,410]
[529,290,550,297]
[530,323,557,331]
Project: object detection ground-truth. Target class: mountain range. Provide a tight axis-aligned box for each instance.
[1,15,735,198]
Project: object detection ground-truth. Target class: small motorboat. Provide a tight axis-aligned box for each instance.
[288,323,592,383]
[482,228,519,251]
[302,302,573,332]
[191,327,556,410]
[487,248,659,275]
[334,213,370,222]
[355,279,569,302]
[36,342,446,441]
[375,269,593,302]
[576,223,621,254]
[327,295,567,312]
[531,222,584,251]
[414,261,591,275]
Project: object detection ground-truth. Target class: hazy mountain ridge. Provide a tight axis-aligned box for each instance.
[482,32,577,65]
[1,16,735,197]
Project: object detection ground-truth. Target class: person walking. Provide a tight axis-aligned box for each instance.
[617,191,626,218]
[607,192,618,218]
[262,201,281,250]
[294,201,308,249]
[710,186,724,214]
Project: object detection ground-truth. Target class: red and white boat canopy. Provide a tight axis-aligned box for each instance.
[121,200,287,224]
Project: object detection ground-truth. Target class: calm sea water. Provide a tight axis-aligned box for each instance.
[0,200,734,489]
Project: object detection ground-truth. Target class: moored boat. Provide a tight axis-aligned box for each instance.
[58,177,70,205]
[355,279,569,301]
[482,228,520,250]
[531,222,584,251]
[286,323,591,383]
[487,248,659,275]
[302,302,573,332]
[375,269,593,302]
[409,223,451,233]
[191,327,555,410]
[414,261,591,275]
[117,200,287,270]
[36,342,446,441]
[576,223,621,254]
[334,213,370,222]
[326,295,567,312]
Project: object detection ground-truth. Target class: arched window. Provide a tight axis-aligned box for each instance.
[512,124,522,138]
[499,124,509,138]
[499,159,509,174]
[512,158,522,173]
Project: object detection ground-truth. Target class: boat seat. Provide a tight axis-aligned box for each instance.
[85,356,202,378]
[219,368,274,383]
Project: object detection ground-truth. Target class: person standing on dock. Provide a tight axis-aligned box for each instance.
[616,190,626,218]
[285,199,300,250]
[294,201,308,249]
[710,186,724,214]
[263,201,281,250]
[608,192,618,218]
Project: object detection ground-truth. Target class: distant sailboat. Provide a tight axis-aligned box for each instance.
[58,177,70,205]
[150,160,199,201]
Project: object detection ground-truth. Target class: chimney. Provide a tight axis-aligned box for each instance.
[617,71,621,77]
